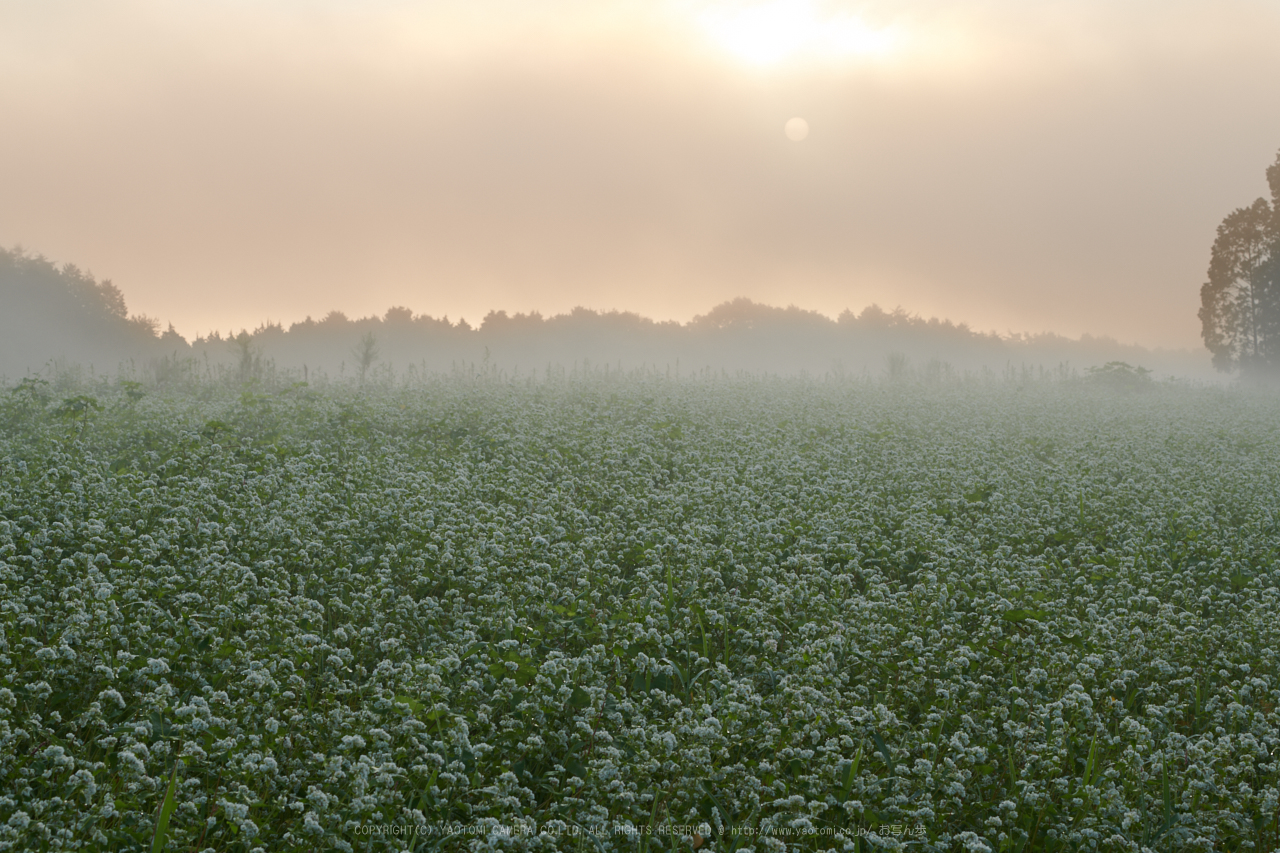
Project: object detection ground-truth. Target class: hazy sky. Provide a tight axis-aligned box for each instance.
[3,1,1280,348]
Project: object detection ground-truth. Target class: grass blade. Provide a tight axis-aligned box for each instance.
[151,760,179,853]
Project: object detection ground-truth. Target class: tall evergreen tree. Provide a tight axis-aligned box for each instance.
[1200,149,1280,374]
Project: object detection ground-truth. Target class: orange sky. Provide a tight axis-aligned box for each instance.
[3,1,1280,348]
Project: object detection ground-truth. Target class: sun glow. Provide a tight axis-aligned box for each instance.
[695,0,898,67]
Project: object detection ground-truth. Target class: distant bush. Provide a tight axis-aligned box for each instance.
[1084,361,1154,392]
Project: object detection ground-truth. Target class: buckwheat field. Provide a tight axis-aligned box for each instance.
[2,372,1279,852]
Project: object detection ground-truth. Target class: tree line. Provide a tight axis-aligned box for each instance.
[3,246,1209,382]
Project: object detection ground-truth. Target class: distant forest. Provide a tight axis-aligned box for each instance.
[2,245,1214,382]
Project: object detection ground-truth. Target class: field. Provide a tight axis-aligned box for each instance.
[2,372,1279,852]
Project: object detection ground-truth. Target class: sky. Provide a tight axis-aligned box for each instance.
[2,1,1280,349]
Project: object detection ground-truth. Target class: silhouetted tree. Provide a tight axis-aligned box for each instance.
[384,306,414,324]
[353,331,380,381]
[230,331,263,383]
[1200,149,1280,374]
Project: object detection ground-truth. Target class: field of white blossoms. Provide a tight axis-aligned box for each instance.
[1,370,1279,852]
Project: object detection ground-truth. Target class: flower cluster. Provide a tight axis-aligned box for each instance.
[1,373,1278,851]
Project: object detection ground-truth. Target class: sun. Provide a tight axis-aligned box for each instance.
[694,0,898,67]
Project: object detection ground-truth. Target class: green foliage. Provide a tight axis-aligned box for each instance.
[1,377,51,429]
[1,374,1279,850]
[54,394,101,419]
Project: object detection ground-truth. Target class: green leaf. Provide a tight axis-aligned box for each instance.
[839,747,860,799]
[149,713,178,740]
[151,761,179,853]
[1161,756,1174,828]
[1082,736,1097,788]
[871,731,894,773]
[396,695,424,714]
